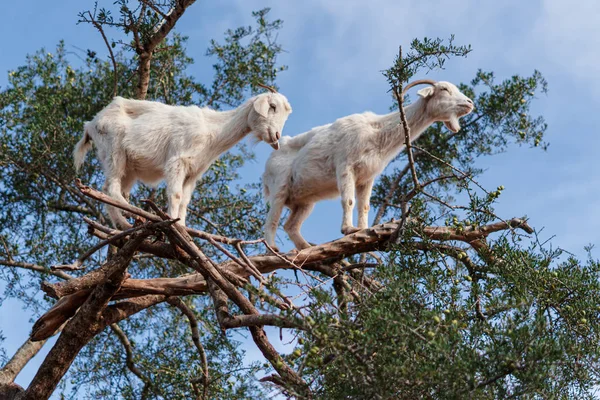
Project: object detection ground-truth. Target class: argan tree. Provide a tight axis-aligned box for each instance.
[1,2,599,399]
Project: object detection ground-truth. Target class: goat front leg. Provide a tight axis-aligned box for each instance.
[284,203,314,250]
[337,167,359,235]
[177,178,197,227]
[356,177,375,230]
[165,159,187,224]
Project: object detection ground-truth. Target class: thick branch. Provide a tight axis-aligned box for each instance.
[31,290,91,342]
[42,221,173,298]
[70,218,534,305]
[135,0,197,99]
[0,331,62,386]
[22,230,151,399]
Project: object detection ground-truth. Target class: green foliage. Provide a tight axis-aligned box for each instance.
[374,70,548,220]
[299,235,600,398]
[206,8,288,108]
[384,35,472,90]
[1,8,599,400]
[286,37,598,399]
[0,5,286,398]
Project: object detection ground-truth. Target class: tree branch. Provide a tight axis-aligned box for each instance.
[47,217,534,308]
[0,329,62,386]
[110,323,155,399]
[167,298,209,400]
[0,259,73,280]
[135,0,197,99]
[395,46,420,189]
[86,10,118,97]
[21,228,156,399]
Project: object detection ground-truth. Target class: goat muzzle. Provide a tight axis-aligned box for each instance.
[270,141,280,150]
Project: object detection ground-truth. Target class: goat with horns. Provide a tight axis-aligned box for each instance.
[74,84,292,228]
[262,79,474,250]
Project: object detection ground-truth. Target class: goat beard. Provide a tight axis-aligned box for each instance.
[444,116,460,133]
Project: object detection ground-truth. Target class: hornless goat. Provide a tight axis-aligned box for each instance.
[74,86,292,228]
[262,80,473,250]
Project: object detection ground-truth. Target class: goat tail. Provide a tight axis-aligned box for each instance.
[73,122,94,172]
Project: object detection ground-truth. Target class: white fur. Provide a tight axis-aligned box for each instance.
[74,93,292,227]
[262,81,473,250]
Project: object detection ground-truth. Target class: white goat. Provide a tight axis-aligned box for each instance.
[262,80,474,250]
[74,86,292,228]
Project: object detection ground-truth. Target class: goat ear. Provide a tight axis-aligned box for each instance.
[417,86,435,98]
[253,95,271,118]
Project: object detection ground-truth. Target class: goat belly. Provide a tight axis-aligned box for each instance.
[128,156,164,185]
[289,177,339,203]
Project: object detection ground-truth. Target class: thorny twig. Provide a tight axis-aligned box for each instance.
[83,10,119,98]
[394,46,420,189]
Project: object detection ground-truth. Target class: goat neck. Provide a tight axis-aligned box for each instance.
[204,99,253,156]
[374,97,432,157]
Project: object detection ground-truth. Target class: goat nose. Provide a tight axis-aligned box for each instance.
[276,131,281,140]
[467,98,474,105]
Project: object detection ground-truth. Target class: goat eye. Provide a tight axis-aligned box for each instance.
[270,104,276,112]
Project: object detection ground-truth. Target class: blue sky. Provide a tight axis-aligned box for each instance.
[1,0,600,394]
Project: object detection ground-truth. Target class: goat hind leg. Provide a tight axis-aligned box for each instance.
[105,177,133,229]
[165,159,187,223]
[104,150,133,229]
[264,195,286,251]
[177,178,196,226]
[284,203,314,250]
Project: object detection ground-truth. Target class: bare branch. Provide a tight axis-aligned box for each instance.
[167,298,209,400]
[0,259,73,280]
[110,323,155,399]
[23,228,153,399]
[395,46,420,189]
[86,10,119,98]
[74,217,534,306]
[52,221,163,271]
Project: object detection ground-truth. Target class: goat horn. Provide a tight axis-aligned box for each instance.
[400,79,437,98]
[257,83,277,93]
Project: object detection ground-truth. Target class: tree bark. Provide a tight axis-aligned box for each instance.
[0,338,49,385]
[134,0,197,100]
[20,231,151,400]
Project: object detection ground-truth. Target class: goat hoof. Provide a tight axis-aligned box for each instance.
[341,226,361,235]
[116,221,133,230]
[295,243,312,251]
[133,216,147,226]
